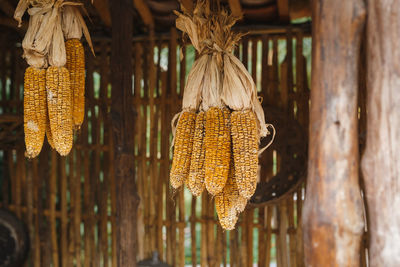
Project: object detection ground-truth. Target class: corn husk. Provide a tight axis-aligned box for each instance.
[62,5,94,55]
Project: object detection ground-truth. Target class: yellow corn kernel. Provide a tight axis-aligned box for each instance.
[170,110,196,189]
[187,111,206,196]
[46,66,73,156]
[65,38,85,129]
[215,160,247,230]
[24,67,46,158]
[204,107,231,195]
[231,110,259,199]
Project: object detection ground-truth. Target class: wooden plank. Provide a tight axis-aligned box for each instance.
[302,0,366,266]
[362,0,400,266]
[228,0,243,17]
[110,0,139,266]
[133,0,154,27]
[60,157,68,267]
[49,151,59,267]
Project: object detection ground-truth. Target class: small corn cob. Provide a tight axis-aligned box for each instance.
[24,67,47,158]
[231,110,259,199]
[204,107,231,195]
[170,110,196,189]
[215,160,247,230]
[46,66,73,156]
[187,111,206,196]
[65,38,85,129]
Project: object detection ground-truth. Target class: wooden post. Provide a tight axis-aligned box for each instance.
[362,1,400,266]
[110,0,139,266]
[302,0,366,266]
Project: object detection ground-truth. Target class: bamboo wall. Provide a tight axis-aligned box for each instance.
[0,27,320,267]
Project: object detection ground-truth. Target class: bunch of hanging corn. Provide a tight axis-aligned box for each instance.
[15,0,93,158]
[172,1,274,230]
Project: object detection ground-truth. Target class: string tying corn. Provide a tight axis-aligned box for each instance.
[205,107,231,196]
[24,67,47,158]
[170,110,197,189]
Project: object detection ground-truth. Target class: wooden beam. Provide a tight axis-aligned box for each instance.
[289,0,311,20]
[110,0,139,266]
[362,0,400,266]
[0,16,26,34]
[180,0,193,13]
[228,0,243,18]
[93,0,111,27]
[133,0,154,27]
[277,0,290,22]
[0,0,14,17]
[302,0,366,266]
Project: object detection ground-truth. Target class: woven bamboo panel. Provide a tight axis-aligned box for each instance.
[0,28,367,267]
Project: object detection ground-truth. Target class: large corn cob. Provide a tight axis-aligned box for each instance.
[215,160,247,230]
[65,38,85,129]
[24,67,47,158]
[204,107,231,195]
[46,66,73,156]
[170,110,196,189]
[231,110,259,199]
[187,111,206,196]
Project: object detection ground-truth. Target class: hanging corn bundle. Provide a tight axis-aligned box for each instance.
[15,0,93,157]
[170,5,211,190]
[173,1,274,230]
[62,5,94,129]
[15,1,56,157]
[46,2,73,156]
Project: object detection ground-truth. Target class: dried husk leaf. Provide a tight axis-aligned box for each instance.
[48,12,66,67]
[62,5,94,55]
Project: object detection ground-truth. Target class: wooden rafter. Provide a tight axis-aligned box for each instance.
[277,0,290,22]
[180,0,193,13]
[228,0,243,17]
[93,0,111,27]
[133,0,154,27]
[0,0,14,17]
[0,16,26,33]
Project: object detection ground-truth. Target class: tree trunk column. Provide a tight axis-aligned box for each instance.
[362,1,400,266]
[110,0,139,266]
[302,0,366,266]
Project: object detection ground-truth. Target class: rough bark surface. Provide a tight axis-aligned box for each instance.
[362,1,400,266]
[110,0,139,266]
[302,0,366,266]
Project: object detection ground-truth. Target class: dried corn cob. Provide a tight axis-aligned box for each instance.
[215,160,247,230]
[170,110,196,189]
[187,111,206,196]
[46,66,73,156]
[231,110,259,199]
[24,67,46,158]
[65,38,85,129]
[45,112,54,148]
[204,107,231,195]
